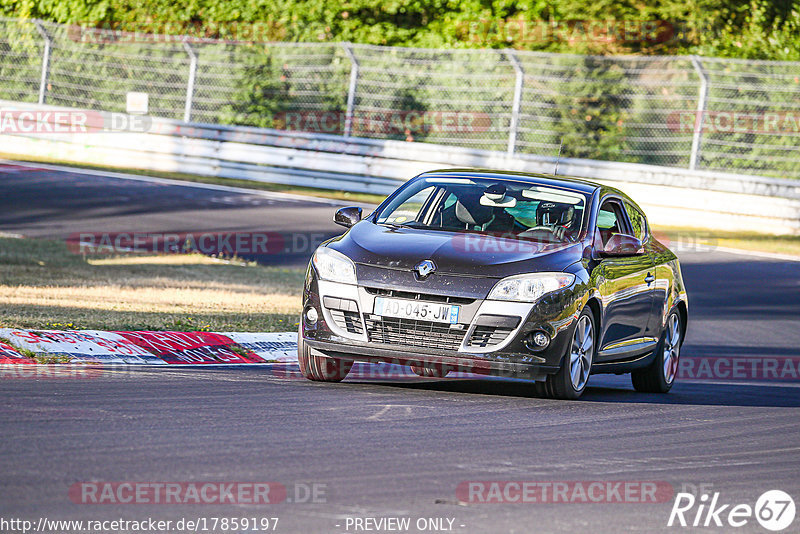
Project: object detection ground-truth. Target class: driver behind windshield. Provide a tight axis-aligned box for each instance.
[377,178,587,243]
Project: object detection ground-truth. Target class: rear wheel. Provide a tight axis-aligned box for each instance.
[632,311,681,393]
[410,363,450,378]
[535,308,595,400]
[297,327,353,382]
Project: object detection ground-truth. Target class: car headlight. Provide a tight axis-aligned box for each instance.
[312,247,357,284]
[487,272,575,302]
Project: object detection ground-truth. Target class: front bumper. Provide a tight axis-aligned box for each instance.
[305,336,558,379]
[301,276,582,379]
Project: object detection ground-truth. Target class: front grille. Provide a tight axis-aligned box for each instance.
[467,326,514,348]
[329,309,363,335]
[364,287,474,306]
[365,317,466,351]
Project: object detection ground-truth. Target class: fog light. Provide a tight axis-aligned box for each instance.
[305,307,318,324]
[533,332,549,347]
[525,331,550,351]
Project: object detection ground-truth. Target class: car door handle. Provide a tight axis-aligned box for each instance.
[645,273,655,285]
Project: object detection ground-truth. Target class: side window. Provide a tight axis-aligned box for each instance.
[624,202,648,242]
[596,200,628,246]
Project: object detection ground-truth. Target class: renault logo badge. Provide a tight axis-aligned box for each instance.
[414,259,436,279]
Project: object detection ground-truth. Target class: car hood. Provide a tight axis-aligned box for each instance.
[328,221,582,279]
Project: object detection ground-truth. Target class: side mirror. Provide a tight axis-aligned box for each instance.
[599,233,644,256]
[334,206,362,228]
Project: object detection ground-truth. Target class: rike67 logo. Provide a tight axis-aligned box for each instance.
[668,490,795,531]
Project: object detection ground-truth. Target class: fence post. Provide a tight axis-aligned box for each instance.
[689,56,709,171]
[32,20,51,105]
[504,49,524,156]
[182,41,198,123]
[341,43,359,138]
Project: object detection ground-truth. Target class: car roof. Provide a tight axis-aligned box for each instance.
[418,168,603,195]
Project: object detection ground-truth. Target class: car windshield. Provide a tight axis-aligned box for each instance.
[375,177,589,243]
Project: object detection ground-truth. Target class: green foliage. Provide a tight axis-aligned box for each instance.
[212,46,290,127]
[549,57,631,160]
[695,1,800,61]
[2,0,799,59]
[0,0,797,178]
[0,22,41,102]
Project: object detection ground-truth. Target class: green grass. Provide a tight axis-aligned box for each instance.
[652,226,800,257]
[0,237,305,332]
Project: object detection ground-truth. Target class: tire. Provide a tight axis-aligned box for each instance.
[410,363,451,378]
[631,310,682,393]
[535,307,596,400]
[297,326,353,382]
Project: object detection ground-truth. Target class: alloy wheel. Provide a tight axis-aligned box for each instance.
[570,315,593,391]
[663,314,681,384]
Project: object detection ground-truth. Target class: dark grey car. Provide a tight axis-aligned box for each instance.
[298,169,688,399]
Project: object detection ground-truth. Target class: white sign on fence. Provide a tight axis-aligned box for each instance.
[126,92,148,115]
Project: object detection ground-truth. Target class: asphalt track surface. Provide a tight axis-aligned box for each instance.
[0,161,349,265]
[1,162,800,533]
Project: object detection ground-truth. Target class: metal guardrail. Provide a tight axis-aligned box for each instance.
[1,18,799,180]
[1,100,799,233]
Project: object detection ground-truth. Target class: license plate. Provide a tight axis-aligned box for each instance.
[373,297,459,324]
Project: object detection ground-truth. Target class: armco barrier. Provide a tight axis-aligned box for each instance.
[1,100,799,234]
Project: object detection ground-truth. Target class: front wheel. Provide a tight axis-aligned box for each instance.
[631,311,682,393]
[535,307,595,400]
[297,327,353,382]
